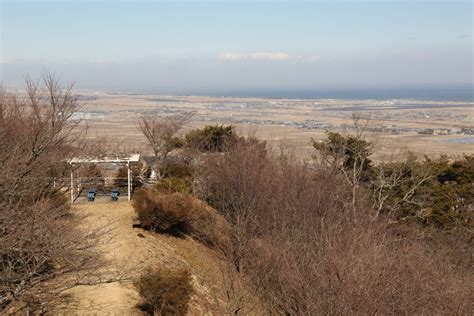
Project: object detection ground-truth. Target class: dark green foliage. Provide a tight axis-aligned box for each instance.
[168,136,185,150]
[312,131,374,181]
[156,177,193,195]
[185,125,237,152]
[313,132,473,229]
[313,131,473,229]
[373,154,473,228]
[421,155,473,227]
[434,154,474,185]
[135,267,194,315]
[313,132,373,170]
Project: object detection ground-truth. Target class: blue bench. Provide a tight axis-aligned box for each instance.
[87,188,97,202]
[111,188,120,201]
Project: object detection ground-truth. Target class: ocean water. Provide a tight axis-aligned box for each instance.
[190,86,474,101]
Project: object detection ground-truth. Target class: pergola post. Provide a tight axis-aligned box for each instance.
[127,162,131,201]
[76,169,80,194]
[70,168,74,204]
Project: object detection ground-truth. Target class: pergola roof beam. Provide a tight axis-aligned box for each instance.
[70,154,140,164]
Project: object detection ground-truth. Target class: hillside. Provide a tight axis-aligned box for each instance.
[54,200,250,315]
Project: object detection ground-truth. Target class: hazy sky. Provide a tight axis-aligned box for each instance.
[1,0,472,93]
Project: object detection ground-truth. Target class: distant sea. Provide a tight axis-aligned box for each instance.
[186,86,473,101]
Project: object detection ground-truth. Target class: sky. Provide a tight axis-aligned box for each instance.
[1,0,473,95]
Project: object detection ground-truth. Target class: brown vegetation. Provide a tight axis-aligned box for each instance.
[0,75,104,313]
[155,177,193,195]
[4,73,471,314]
[132,188,227,248]
[115,161,150,189]
[155,157,194,194]
[158,157,193,179]
[134,267,194,315]
[138,113,190,162]
[193,130,473,314]
[132,122,473,314]
[80,163,105,190]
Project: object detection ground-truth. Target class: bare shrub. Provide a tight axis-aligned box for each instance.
[158,157,193,179]
[138,113,190,161]
[195,138,279,272]
[196,137,473,314]
[155,177,193,195]
[0,75,82,206]
[135,267,194,315]
[133,188,191,235]
[80,163,105,190]
[197,137,275,222]
[132,188,227,247]
[0,75,103,312]
[246,215,473,315]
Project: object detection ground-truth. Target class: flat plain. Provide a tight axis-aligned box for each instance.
[77,91,474,159]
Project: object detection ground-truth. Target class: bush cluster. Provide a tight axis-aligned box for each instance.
[185,125,237,152]
[313,132,474,228]
[159,158,193,179]
[132,188,226,246]
[155,177,192,195]
[135,267,194,315]
[133,188,191,235]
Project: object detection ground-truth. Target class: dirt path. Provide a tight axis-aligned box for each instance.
[56,200,179,314]
[54,199,234,315]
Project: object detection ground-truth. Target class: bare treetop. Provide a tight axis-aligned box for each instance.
[138,112,191,161]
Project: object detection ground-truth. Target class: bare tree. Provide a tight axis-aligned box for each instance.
[137,113,190,162]
[0,74,110,313]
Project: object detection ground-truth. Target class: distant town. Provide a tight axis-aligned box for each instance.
[75,93,474,148]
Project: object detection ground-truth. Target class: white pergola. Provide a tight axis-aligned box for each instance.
[69,154,140,203]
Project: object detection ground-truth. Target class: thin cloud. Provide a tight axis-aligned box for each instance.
[218,52,289,61]
[303,55,321,62]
